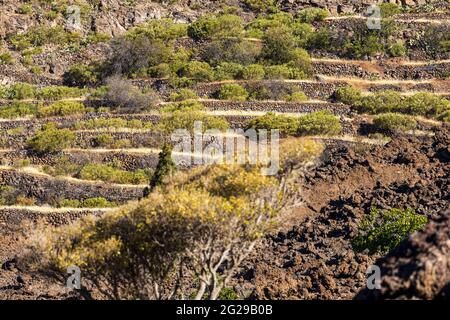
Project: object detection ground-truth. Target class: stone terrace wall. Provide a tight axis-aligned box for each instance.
[0,170,144,204]
[0,150,160,171]
[0,208,107,232]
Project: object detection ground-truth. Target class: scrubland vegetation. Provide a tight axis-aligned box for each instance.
[0,0,448,301]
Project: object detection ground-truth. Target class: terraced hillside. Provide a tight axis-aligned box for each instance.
[0,0,449,300]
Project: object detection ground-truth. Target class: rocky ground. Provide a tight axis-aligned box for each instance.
[236,126,449,300]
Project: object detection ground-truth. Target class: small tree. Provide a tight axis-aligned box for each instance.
[21,141,325,300]
[148,144,177,192]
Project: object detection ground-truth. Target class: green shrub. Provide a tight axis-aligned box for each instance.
[333,86,363,105]
[214,62,244,80]
[18,4,33,14]
[10,26,81,49]
[218,84,248,101]
[378,3,402,17]
[388,42,406,57]
[27,123,75,153]
[63,63,100,87]
[158,110,229,134]
[35,86,85,100]
[242,64,265,80]
[3,83,36,100]
[218,287,239,300]
[125,18,186,42]
[356,90,402,114]
[179,61,214,82]
[75,118,150,130]
[148,63,172,78]
[161,100,205,113]
[297,110,342,136]
[187,14,244,40]
[286,48,312,77]
[38,101,88,118]
[58,199,82,208]
[169,89,199,102]
[0,52,15,65]
[92,134,114,148]
[285,91,308,102]
[264,65,292,80]
[400,93,450,117]
[296,8,329,23]
[0,186,18,206]
[245,112,298,135]
[200,38,261,66]
[81,197,118,208]
[262,25,296,64]
[0,102,37,119]
[242,0,277,13]
[352,207,428,255]
[78,164,150,185]
[59,198,117,208]
[437,110,450,123]
[148,144,177,192]
[372,113,417,133]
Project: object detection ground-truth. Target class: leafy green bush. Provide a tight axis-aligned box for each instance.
[78,164,150,185]
[22,164,283,300]
[356,90,402,114]
[246,112,298,135]
[0,102,37,119]
[218,287,239,300]
[200,38,261,66]
[161,100,206,113]
[372,113,417,133]
[400,93,450,117]
[169,89,199,102]
[158,110,229,134]
[214,62,244,80]
[297,110,342,136]
[179,61,214,82]
[35,86,86,101]
[75,118,150,130]
[27,123,75,153]
[388,42,406,57]
[264,65,293,80]
[242,64,266,80]
[188,14,244,40]
[242,0,278,13]
[296,8,329,23]
[352,208,428,255]
[333,86,363,105]
[286,48,312,76]
[148,144,177,192]
[0,52,15,65]
[378,3,402,17]
[437,110,450,123]
[218,84,248,101]
[10,26,81,50]
[285,91,308,102]
[63,63,100,87]
[59,197,117,208]
[38,101,89,118]
[1,83,35,100]
[262,25,296,64]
